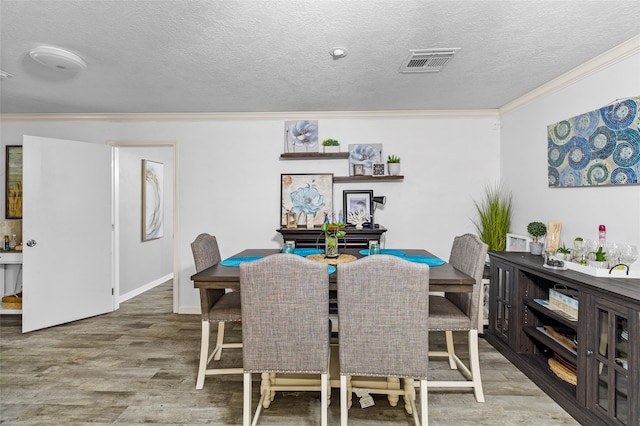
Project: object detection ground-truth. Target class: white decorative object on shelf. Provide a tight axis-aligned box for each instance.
[347,210,370,230]
[552,256,640,279]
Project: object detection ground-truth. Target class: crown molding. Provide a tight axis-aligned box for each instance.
[499,35,640,116]
[0,109,498,122]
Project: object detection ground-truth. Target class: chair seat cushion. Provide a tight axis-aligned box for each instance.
[428,295,472,331]
[209,291,242,322]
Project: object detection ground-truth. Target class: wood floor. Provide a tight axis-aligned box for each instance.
[1,281,579,425]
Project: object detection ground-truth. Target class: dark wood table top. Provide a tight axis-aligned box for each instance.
[191,248,475,293]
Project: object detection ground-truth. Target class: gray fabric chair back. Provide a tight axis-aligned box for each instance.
[445,233,488,326]
[338,255,430,378]
[191,233,221,272]
[240,254,329,374]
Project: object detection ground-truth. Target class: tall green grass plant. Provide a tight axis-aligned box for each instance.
[472,183,513,251]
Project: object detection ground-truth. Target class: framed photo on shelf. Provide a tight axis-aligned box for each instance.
[281,173,333,226]
[343,190,373,222]
[353,164,364,176]
[372,163,385,176]
[348,144,383,176]
[506,233,532,252]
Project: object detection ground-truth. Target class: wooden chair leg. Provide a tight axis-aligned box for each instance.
[420,379,428,426]
[243,372,252,426]
[213,321,225,360]
[340,375,349,426]
[321,372,328,426]
[196,321,210,389]
[403,378,415,415]
[445,330,457,369]
[468,330,485,403]
[387,377,400,406]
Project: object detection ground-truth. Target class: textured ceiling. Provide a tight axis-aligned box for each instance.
[0,0,639,114]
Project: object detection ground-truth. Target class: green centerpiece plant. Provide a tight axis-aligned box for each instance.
[321,221,346,258]
[472,183,513,252]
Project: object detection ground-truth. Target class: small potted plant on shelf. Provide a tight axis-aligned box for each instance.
[588,246,608,269]
[527,221,547,255]
[387,155,401,176]
[557,244,572,260]
[322,138,340,153]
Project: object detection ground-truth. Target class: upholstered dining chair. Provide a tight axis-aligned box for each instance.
[240,254,331,426]
[191,233,242,390]
[428,233,488,402]
[338,255,430,426]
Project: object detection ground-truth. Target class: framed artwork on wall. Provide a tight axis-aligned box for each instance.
[5,145,23,219]
[547,96,639,187]
[142,160,164,241]
[343,190,373,222]
[284,120,319,153]
[281,173,333,226]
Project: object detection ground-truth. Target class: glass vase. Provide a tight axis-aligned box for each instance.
[325,236,339,258]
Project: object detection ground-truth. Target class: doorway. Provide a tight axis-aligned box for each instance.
[112,142,177,311]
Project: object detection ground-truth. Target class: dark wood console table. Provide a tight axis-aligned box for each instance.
[276,226,387,249]
[486,251,639,426]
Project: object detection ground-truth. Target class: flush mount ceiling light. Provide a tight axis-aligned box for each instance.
[329,47,348,59]
[29,45,87,72]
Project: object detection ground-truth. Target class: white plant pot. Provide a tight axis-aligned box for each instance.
[323,146,340,153]
[388,162,400,176]
[530,242,544,255]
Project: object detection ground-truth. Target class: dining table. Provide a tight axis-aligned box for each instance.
[191,247,476,296]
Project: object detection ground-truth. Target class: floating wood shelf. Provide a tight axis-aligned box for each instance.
[333,175,404,182]
[280,152,349,159]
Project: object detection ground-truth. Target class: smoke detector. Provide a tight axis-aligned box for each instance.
[399,48,460,73]
[29,45,87,72]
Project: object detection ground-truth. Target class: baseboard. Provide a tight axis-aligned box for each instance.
[118,273,173,303]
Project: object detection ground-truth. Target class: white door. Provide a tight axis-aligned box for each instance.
[22,135,114,333]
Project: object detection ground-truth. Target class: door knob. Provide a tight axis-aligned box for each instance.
[26,239,37,247]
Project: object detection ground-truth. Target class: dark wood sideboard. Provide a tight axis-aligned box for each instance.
[486,251,639,426]
[277,226,387,249]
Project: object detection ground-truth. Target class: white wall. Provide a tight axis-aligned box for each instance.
[4,41,637,314]
[500,51,640,250]
[117,146,174,300]
[0,113,500,312]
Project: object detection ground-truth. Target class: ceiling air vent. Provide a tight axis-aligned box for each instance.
[399,48,460,73]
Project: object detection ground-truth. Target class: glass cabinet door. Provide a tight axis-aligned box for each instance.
[592,302,630,425]
[491,262,513,345]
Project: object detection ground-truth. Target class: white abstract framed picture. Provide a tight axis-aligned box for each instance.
[505,233,532,252]
[142,160,164,241]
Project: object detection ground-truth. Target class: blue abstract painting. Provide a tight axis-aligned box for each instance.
[547,96,640,187]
